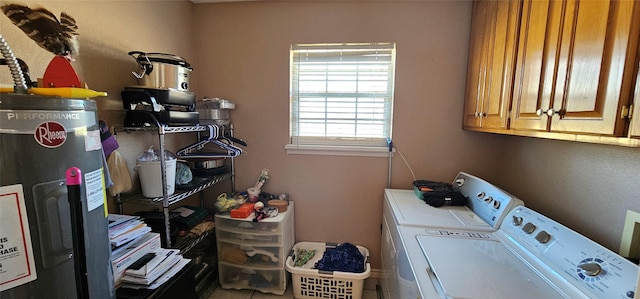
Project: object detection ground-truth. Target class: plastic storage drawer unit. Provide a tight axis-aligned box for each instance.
[215,202,294,295]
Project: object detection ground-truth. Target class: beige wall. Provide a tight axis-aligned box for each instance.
[494,137,640,253]
[191,0,510,268]
[2,0,636,270]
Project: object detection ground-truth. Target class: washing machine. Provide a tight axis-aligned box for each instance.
[408,207,638,298]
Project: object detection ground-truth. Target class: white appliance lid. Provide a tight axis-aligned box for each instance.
[386,189,493,231]
[416,234,567,299]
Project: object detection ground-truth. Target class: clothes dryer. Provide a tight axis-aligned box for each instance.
[381,172,522,299]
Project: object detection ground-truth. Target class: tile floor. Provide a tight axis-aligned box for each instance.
[207,277,380,299]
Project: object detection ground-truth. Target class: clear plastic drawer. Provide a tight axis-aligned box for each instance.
[216,229,282,245]
[218,263,286,294]
[218,240,284,267]
[215,215,283,233]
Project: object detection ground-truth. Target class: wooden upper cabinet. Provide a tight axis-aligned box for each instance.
[512,0,640,136]
[464,0,520,130]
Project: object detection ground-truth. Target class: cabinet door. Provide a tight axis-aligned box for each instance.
[464,0,519,130]
[551,0,640,135]
[463,0,489,129]
[511,0,563,131]
[481,0,520,129]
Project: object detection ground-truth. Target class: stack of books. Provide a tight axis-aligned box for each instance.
[108,214,152,250]
[110,214,158,285]
[119,248,191,290]
[108,214,191,290]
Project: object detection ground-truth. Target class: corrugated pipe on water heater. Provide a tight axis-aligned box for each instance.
[0,34,28,93]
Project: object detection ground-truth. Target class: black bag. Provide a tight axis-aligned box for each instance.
[413,180,467,207]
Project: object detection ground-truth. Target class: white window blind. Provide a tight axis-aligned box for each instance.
[289,43,396,150]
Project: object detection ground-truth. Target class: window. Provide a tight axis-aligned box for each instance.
[287,42,396,156]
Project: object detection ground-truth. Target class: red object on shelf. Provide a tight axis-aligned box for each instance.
[42,56,82,88]
[230,203,254,219]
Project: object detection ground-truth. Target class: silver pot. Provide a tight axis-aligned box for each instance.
[196,98,235,126]
[129,51,192,91]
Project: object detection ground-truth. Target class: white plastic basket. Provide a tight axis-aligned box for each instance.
[285,242,371,299]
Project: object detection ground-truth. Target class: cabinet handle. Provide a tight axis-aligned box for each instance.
[536,109,560,117]
[621,105,633,119]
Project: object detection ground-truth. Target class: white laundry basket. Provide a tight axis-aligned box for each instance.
[285,242,370,299]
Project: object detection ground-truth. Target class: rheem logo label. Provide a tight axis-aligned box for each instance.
[34,122,67,148]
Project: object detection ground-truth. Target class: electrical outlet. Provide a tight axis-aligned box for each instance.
[619,210,640,259]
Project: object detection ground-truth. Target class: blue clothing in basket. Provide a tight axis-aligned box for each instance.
[315,243,364,273]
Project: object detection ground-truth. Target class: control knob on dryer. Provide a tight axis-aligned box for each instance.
[492,200,500,209]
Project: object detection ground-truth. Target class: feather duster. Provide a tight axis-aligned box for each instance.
[1,2,78,59]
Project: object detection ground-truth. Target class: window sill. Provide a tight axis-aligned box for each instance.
[284,144,392,157]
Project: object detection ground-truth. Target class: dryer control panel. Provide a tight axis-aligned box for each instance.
[453,172,524,229]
